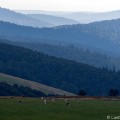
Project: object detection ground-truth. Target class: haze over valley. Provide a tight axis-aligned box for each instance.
[0,5,120,96]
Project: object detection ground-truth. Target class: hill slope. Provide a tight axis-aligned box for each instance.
[0,73,75,96]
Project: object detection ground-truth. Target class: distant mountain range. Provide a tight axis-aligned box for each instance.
[1,7,120,27]
[0,7,78,27]
[26,14,78,26]
[0,7,53,28]
[60,11,120,23]
[17,10,120,23]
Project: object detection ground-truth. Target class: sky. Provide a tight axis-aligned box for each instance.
[0,0,120,12]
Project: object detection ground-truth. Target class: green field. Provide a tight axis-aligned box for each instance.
[0,98,120,120]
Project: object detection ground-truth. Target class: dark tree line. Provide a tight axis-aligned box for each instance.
[109,89,119,97]
[0,82,46,97]
[78,89,119,97]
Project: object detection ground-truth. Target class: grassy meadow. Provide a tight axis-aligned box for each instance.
[0,97,120,120]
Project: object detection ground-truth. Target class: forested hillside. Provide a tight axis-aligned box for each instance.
[1,19,120,56]
[0,42,120,96]
[7,41,120,70]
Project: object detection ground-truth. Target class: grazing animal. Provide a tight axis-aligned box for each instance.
[66,102,70,107]
[18,99,22,103]
[44,99,47,104]
[65,98,68,103]
[41,97,44,100]
[52,98,55,102]
[77,99,80,103]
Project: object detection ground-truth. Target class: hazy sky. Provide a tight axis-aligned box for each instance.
[0,0,120,12]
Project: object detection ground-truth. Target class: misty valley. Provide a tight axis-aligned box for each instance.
[0,7,120,96]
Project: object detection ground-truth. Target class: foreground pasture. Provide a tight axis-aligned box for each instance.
[0,97,120,120]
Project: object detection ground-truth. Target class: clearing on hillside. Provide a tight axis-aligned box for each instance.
[0,73,76,96]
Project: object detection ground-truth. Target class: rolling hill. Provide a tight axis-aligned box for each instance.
[1,19,120,56]
[17,10,120,23]
[26,14,78,26]
[0,73,75,96]
[59,10,120,23]
[0,7,52,28]
[0,7,78,27]
[2,40,120,70]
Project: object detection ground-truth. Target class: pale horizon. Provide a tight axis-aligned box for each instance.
[0,0,120,12]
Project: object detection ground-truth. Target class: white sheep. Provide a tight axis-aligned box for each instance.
[44,99,47,104]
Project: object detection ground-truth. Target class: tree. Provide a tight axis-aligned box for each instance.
[78,90,87,96]
[109,89,119,97]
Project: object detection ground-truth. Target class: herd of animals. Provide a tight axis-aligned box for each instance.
[18,97,81,107]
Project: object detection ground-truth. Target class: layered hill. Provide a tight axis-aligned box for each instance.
[17,10,120,23]
[1,19,120,56]
[3,40,120,70]
[59,10,120,23]
[0,7,78,27]
[0,42,120,96]
[26,14,78,26]
[0,7,52,28]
